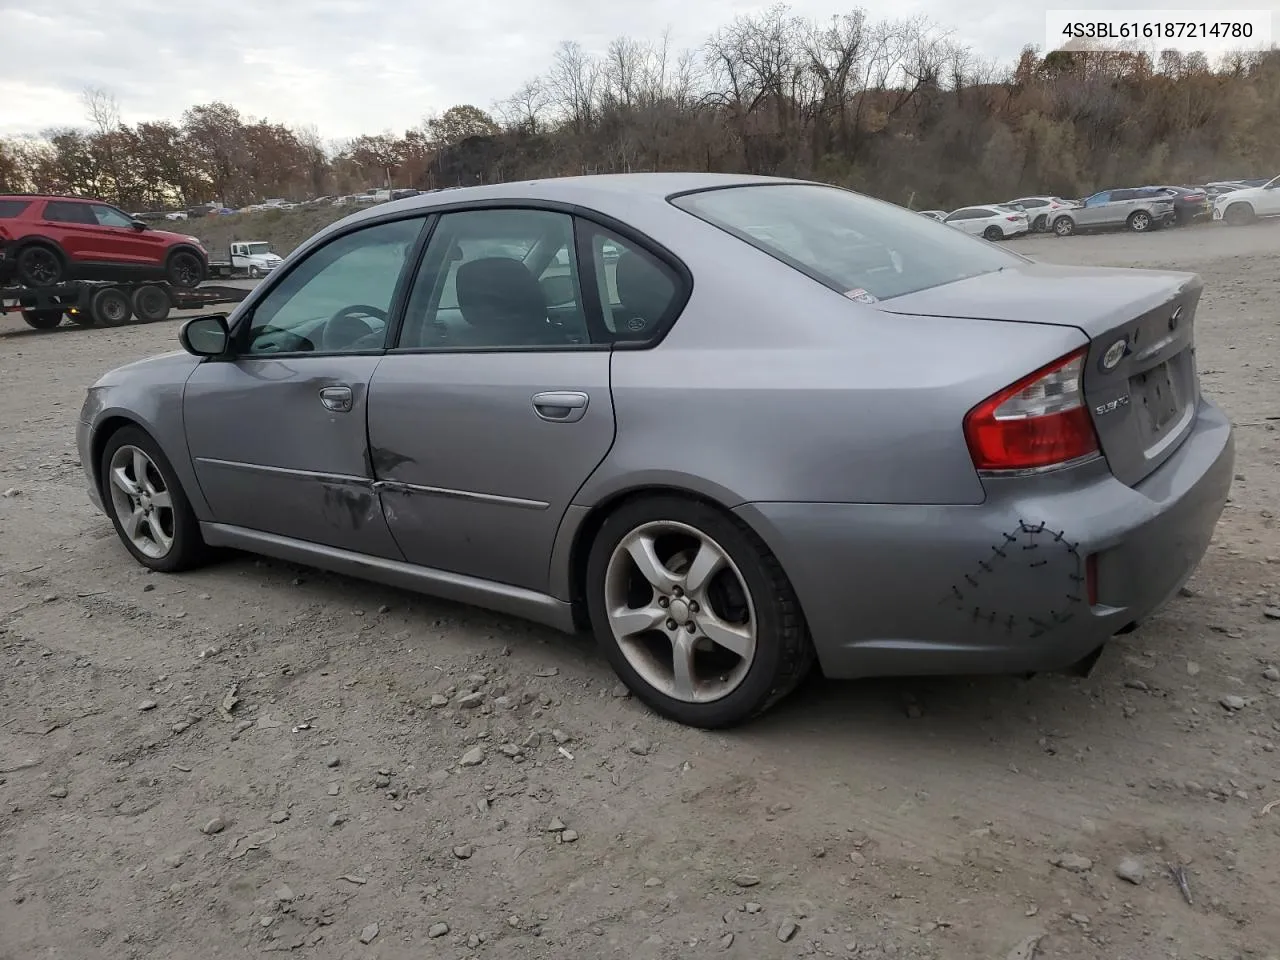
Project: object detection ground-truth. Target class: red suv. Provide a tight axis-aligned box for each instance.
[0,195,208,289]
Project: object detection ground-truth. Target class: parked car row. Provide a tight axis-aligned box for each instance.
[919,175,1278,239]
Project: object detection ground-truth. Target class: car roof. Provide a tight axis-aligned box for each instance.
[329,172,808,230]
[0,193,107,202]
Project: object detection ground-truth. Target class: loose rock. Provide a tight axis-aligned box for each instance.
[732,874,761,887]
[1049,852,1093,872]
[326,756,341,768]
[611,683,631,698]
[453,844,474,859]
[457,692,485,709]
[1115,857,1146,884]
[546,817,566,832]
[1263,606,1280,621]
[459,746,485,767]
[427,922,449,938]
[269,810,290,824]
[201,817,226,835]
[777,919,799,942]
[560,829,579,842]
[49,786,68,799]
[138,700,158,712]
[628,738,652,756]
[1263,666,1280,682]
[1220,695,1247,711]
[719,932,734,948]
[359,923,379,944]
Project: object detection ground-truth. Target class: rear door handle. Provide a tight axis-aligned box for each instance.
[532,391,588,423]
[319,385,353,413]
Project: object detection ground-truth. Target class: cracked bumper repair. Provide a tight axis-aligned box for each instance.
[735,398,1235,680]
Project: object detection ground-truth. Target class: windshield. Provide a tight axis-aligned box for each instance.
[670,183,1019,301]
[244,243,272,255]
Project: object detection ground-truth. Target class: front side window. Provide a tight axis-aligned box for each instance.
[91,204,135,228]
[242,217,422,355]
[397,208,590,350]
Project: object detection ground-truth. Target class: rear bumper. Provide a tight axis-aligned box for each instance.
[736,397,1235,679]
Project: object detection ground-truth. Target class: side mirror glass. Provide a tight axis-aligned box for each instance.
[180,314,230,357]
[130,219,148,231]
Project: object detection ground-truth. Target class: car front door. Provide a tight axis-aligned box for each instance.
[182,214,427,557]
[1255,177,1280,216]
[1075,192,1111,227]
[86,202,164,268]
[366,206,620,594]
[943,208,983,235]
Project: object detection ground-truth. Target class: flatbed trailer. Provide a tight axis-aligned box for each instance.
[1,279,247,331]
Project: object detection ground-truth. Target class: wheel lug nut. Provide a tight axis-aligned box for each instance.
[689,601,699,613]
[672,586,682,597]
[658,597,669,608]
[666,620,677,630]
[686,623,697,633]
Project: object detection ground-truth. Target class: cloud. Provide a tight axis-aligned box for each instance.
[2,0,1272,139]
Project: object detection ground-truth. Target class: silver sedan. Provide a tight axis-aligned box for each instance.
[77,173,1235,728]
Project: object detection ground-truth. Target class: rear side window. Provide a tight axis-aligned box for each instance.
[43,201,98,224]
[0,200,31,218]
[672,184,1017,302]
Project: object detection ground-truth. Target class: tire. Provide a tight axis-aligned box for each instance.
[166,249,206,289]
[583,495,814,729]
[248,265,260,279]
[1224,202,1255,226]
[1032,214,1049,233]
[15,245,65,287]
[20,309,63,330]
[131,284,172,323]
[982,225,1003,241]
[1127,211,1152,232]
[1052,216,1075,237]
[91,286,133,327]
[99,425,209,573]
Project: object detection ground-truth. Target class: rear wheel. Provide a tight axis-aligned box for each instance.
[584,496,813,729]
[1224,202,1255,226]
[982,225,1003,241]
[100,426,209,573]
[1052,216,1075,236]
[166,250,206,289]
[20,309,63,330]
[1127,211,1152,232]
[90,286,133,327]
[131,284,172,323]
[15,245,65,287]
[1032,214,1049,232]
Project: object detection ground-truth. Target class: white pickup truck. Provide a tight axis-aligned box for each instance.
[207,241,285,279]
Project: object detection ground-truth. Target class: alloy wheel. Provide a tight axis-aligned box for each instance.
[603,520,757,703]
[106,445,176,559]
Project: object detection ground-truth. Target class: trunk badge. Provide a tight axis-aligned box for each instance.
[1169,305,1183,330]
[1101,338,1128,371]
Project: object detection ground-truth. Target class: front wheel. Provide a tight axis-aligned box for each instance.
[248,265,261,279]
[166,250,206,289]
[99,426,209,573]
[1224,202,1255,226]
[1052,216,1076,236]
[584,496,813,728]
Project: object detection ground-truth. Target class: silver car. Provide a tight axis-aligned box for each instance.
[1051,187,1176,235]
[76,174,1235,729]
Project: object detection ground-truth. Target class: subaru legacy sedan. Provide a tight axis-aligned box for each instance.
[76,173,1234,729]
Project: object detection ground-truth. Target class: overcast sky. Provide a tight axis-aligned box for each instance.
[2,0,1275,141]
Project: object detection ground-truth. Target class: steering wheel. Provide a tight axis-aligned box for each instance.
[322,304,389,352]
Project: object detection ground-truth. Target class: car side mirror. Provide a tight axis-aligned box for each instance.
[180,314,230,357]
[130,219,147,231]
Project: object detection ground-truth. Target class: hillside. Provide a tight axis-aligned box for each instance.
[182,204,353,257]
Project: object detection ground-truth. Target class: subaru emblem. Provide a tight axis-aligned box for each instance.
[1100,338,1127,371]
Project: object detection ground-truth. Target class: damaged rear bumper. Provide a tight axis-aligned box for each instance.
[735,397,1235,680]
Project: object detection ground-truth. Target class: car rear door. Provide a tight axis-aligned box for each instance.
[366,206,619,595]
[39,200,104,264]
[182,214,426,557]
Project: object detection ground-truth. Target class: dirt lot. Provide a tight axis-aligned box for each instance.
[2,222,1278,960]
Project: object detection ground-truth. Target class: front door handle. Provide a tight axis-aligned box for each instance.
[319,385,353,413]
[532,391,588,423]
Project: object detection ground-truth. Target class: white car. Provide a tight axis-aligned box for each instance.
[1006,196,1078,232]
[1212,175,1280,225]
[941,204,1030,240]
[916,209,947,221]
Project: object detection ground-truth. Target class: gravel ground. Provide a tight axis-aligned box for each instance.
[1,222,1278,960]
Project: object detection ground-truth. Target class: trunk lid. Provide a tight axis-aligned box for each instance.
[878,263,1201,487]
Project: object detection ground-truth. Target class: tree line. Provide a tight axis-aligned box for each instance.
[2,4,1278,212]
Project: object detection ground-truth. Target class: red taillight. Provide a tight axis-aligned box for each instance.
[963,348,1100,471]
[1006,215,1019,221]
[1085,553,1098,605]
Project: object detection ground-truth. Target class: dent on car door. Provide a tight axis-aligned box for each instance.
[368,207,669,594]
[182,215,426,556]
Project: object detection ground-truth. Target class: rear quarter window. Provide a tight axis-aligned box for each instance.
[0,200,31,218]
[670,183,1020,302]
